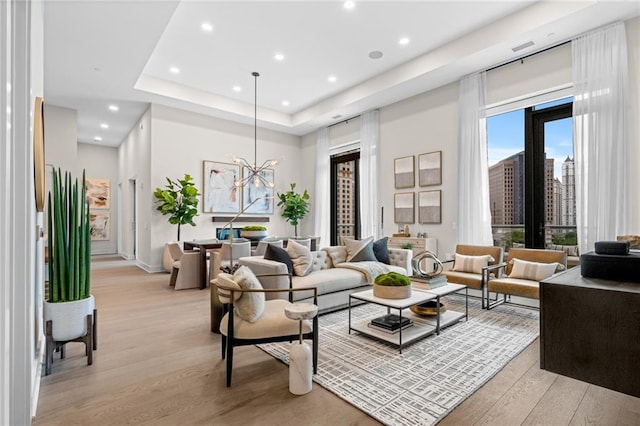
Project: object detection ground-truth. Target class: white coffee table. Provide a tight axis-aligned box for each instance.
[411,282,468,335]
[348,289,438,353]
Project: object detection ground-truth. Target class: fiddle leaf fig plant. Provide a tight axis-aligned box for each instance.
[153,174,200,241]
[276,182,310,237]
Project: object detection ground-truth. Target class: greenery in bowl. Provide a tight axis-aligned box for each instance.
[242,225,267,231]
[374,272,411,287]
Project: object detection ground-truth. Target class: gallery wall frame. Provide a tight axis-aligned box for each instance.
[418,151,442,187]
[242,167,274,214]
[418,190,442,224]
[394,155,415,189]
[394,192,415,224]
[203,161,241,214]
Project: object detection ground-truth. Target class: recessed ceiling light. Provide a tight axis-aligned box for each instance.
[399,37,410,46]
[344,1,355,10]
[369,50,383,59]
[201,22,213,32]
[6,83,11,92]
[6,106,11,114]
[169,66,180,74]
[328,75,337,83]
[274,53,285,61]
[281,100,290,107]
[233,86,242,92]
[108,105,119,112]
[100,123,109,129]
[94,136,102,142]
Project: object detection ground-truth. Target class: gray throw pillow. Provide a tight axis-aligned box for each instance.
[344,237,377,262]
[264,244,294,275]
[286,239,313,276]
[373,237,390,264]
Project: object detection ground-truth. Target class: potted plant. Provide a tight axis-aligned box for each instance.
[372,272,412,299]
[240,225,268,241]
[45,168,94,342]
[276,182,310,237]
[153,174,200,241]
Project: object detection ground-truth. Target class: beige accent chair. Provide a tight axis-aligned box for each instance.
[214,273,318,387]
[166,242,201,290]
[486,248,567,310]
[441,244,504,309]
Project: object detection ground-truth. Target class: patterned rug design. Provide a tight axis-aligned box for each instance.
[258,296,539,426]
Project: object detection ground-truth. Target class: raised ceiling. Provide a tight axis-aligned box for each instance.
[44,1,640,147]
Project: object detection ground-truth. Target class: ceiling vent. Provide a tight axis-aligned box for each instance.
[512,41,534,52]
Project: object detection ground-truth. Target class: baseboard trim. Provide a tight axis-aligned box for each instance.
[137,261,165,274]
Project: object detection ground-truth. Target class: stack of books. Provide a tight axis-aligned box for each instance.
[368,313,413,334]
[411,274,447,290]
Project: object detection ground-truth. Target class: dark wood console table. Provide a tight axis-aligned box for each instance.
[540,267,640,397]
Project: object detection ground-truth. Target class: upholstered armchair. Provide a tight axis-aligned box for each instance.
[214,268,318,387]
[166,242,201,290]
[486,248,567,310]
[441,244,504,309]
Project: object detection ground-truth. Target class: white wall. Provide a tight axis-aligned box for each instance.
[43,104,77,175]
[144,104,302,270]
[78,143,119,254]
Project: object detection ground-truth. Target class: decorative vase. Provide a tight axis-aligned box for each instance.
[44,295,95,341]
[372,284,411,299]
[240,230,268,241]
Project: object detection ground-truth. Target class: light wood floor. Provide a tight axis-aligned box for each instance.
[33,259,640,425]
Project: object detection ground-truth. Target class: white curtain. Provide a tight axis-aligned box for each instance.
[457,72,493,245]
[359,110,380,239]
[573,22,631,253]
[313,127,330,246]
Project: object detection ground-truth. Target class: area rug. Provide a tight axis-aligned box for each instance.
[258,295,539,426]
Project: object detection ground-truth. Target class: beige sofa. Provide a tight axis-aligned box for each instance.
[209,246,412,332]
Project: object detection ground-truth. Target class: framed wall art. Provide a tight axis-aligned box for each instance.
[242,167,274,214]
[86,178,111,209]
[394,192,415,224]
[89,211,110,241]
[203,161,241,213]
[394,155,415,189]
[418,151,442,186]
[418,190,441,224]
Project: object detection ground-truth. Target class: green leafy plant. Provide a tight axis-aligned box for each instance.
[374,272,411,287]
[242,225,267,231]
[47,168,91,302]
[153,174,200,241]
[401,243,414,250]
[276,182,310,236]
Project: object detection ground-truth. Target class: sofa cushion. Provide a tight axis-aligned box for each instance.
[451,253,494,274]
[324,245,347,265]
[232,266,265,323]
[286,239,313,276]
[508,258,558,281]
[264,244,294,275]
[291,268,368,301]
[344,237,375,262]
[373,237,390,264]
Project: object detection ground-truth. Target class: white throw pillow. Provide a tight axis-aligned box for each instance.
[344,237,374,262]
[215,273,242,304]
[324,246,347,265]
[232,266,265,323]
[451,254,495,274]
[508,258,558,281]
[286,239,313,276]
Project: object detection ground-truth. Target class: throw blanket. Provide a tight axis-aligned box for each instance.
[336,261,389,282]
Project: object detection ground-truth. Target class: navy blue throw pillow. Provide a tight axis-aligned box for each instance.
[264,244,294,275]
[373,237,390,264]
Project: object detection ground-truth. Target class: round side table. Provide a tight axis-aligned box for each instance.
[284,303,318,395]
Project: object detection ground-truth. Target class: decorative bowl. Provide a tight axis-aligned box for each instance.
[372,283,412,299]
[240,230,268,241]
[410,300,446,316]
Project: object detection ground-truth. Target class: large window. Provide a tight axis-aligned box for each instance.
[487,97,574,250]
[330,151,360,245]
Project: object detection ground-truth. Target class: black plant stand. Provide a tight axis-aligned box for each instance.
[44,309,97,376]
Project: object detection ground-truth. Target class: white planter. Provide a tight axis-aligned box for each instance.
[44,295,95,341]
[373,284,412,299]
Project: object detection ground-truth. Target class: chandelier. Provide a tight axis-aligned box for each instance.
[233,71,278,188]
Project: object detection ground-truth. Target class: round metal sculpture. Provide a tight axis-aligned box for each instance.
[411,250,444,278]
